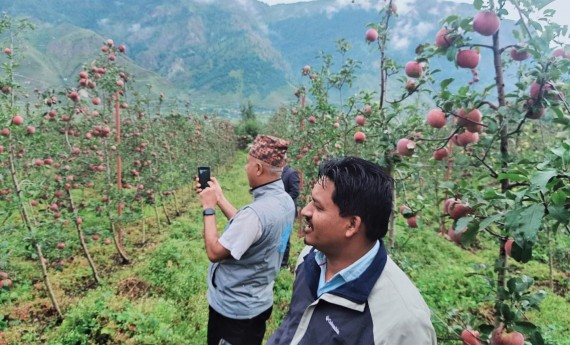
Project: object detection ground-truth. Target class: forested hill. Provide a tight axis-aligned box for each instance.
[3,0,517,112]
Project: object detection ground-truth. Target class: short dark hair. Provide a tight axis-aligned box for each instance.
[318,156,393,241]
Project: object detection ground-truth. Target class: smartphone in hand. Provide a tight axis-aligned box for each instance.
[198,166,211,189]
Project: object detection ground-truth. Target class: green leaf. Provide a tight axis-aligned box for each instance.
[505,204,544,244]
[473,0,483,10]
[530,170,557,192]
[440,78,454,90]
[497,172,529,183]
[522,290,547,310]
[511,240,533,263]
[500,303,516,323]
[547,205,570,224]
[529,330,546,345]
[479,214,502,230]
[455,216,474,231]
[507,275,533,294]
[551,190,567,205]
[513,321,538,336]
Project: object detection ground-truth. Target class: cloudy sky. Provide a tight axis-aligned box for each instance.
[258,0,570,26]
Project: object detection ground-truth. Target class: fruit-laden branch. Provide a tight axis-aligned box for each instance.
[512,1,534,39]
[505,181,530,190]
[484,226,506,239]
[499,43,527,54]
[428,126,462,150]
[378,0,395,109]
[473,154,499,178]
[507,117,527,136]
[450,110,489,128]
[477,100,499,111]
[459,43,494,50]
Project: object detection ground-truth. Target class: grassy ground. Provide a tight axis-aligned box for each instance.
[1,151,568,344]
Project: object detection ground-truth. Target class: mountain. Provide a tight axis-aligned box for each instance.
[2,0,518,115]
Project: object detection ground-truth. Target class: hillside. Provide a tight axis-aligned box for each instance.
[3,0,519,113]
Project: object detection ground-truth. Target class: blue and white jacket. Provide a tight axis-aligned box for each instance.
[267,242,437,345]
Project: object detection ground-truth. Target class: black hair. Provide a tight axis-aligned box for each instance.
[318,156,393,241]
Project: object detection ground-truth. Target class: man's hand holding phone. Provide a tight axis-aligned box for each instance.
[196,167,222,209]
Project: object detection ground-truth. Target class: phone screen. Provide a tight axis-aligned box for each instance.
[198,167,211,189]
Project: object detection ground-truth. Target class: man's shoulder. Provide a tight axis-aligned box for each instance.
[369,257,432,317]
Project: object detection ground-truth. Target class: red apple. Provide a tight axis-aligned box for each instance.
[457,49,480,69]
[457,108,483,132]
[455,131,479,146]
[552,48,568,59]
[75,218,83,225]
[510,47,529,61]
[354,131,366,144]
[57,242,65,250]
[426,109,447,128]
[504,238,514,257]
[355,115,366,126]
[405,61,423,78]
[118,44,126,53]
[365,28,379,42]
[433,147,449,161]
[0,279,12,288]
[302,65,311,75]
[406,216,418,228]
[104,238,112,245]
[405,80,416,93]
[0,128,9,137]
[362,104,372,114]
[4,48,11,55]
[92,234,100,241]
[0,272,7,279]
[448,201,472,219]
[461,329,481,345]
[399,205,411,215]
[472,11,500,36]
[11,115,23,125]
[0,145,3,153]
[396,138,416,156]
[529,81,562,101]
[435,28,455,48]
[524,99,546,119]
[31,200,39,206]
[308,116,316,123]
[491,327,524,345]
[92,97,101,105]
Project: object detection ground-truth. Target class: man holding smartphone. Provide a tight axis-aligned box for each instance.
[197,135,296,345]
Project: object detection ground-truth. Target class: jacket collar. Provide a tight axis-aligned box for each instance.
[304,241,388,304]
[250,178,284,197]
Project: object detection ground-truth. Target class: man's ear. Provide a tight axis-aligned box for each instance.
[256,161,263,176]
[345,216,362,238]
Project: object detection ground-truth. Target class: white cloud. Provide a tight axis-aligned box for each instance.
[258,0,570,27]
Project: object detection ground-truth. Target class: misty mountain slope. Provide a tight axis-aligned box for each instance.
[2,0,522,111]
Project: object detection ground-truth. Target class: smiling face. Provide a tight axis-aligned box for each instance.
[301,177,352,255]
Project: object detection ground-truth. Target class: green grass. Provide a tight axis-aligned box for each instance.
[1,151,568,344]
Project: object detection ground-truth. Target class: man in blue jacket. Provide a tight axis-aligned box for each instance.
[280,163,300,268]
[267,156,437,345]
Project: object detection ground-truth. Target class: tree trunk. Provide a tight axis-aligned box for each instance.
[66,190,100,284]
